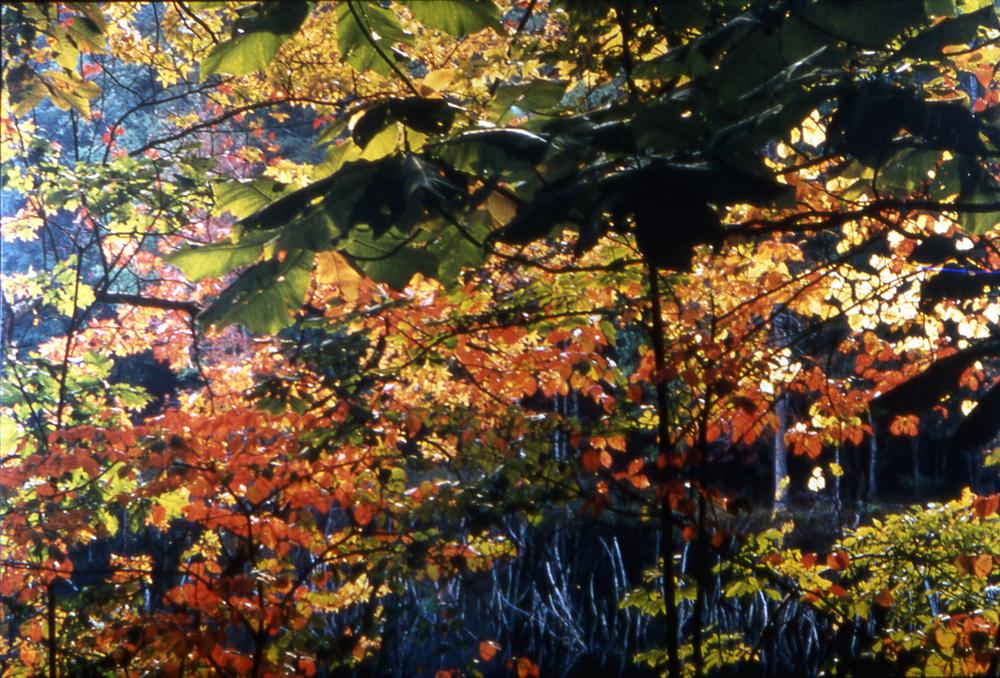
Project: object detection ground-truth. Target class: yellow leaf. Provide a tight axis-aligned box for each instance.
[315,251,362,302]
[934,627,957,650]
[421,69,460,94]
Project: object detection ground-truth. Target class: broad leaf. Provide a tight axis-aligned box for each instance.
[201,1,311,77]
[871,338,1000,418]
[199,250,314,333]
[335,1,413,75]
[899,6,999,57]
[408,0,500,36]
[213,179,290,220]
[167,229,278,281]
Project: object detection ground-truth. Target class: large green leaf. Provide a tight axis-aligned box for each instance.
[167,229,278,281]
[199,250,314,333]
[900,6,999,57]
[213,179,290,220]
[803,0,929,48]
[351,97,458,149]
[435,129,549,180]
[201,1,311,77]
[875,148,943,195]
[407,0,500,36]
[343,226,438,289]
[335,1,413,75]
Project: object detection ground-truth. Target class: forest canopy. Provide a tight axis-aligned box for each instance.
[1,1,999,676]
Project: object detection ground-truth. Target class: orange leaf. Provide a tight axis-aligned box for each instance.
[972,554,993,578]
[761,553,782,566]
[405,410,425,437]
[606,434,626,452]
[353,503,376,527]
[826,550,850,571]
[954,554,992,578]
[581,450,600,473]
[973,494,999,519]
[874,588,894,608]
[478,640,500,662]
[516,657,540,678]
[705,422,722,443]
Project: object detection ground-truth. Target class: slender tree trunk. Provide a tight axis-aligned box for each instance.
[47,584,57,678]
[691,465,708,678]
[833,445,844,527]
[773,397,789,515]
[867,414,878,501]
[647,263,681,678]
[690,376,714,677]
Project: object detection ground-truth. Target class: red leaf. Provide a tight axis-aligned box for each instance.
[955,554,993,579]
[826,550,850,571]
[478,639,500,662]
[516,657,540,678]
[353,503,375,527]
[875,588,894,608]
[973,494,999,519]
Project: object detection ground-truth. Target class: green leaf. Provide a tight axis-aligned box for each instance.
[408,0,500,36]
[343,226,437,289]
[335,1,413,75]
[426,216,488,286]
[924,0,957,15]
[311,138,362,180]
[201,1,311,77]
[98,508,119,536]
[351,97,457,149]
[213,179,290,219]
[112,384,153,410]
[958,198,1000,235]
[167,229,278,281]
[900,6,999,57]
[435,129,548,179]
[490,80,568,122]
[0,415,20,457]
[154,487,190,521]
[875,148,943,194]
[803,0,928,48]
[275,209,339,251]
[199,250,314,333]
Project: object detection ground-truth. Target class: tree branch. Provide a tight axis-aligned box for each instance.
[96,291,201,316]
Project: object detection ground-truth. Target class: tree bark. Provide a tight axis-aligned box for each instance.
[773,397,789,515]
[646,263,681,678]
[47,584,57,678]
[867,414,878,501]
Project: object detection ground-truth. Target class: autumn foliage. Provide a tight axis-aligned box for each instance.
[2,1,1000,677]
